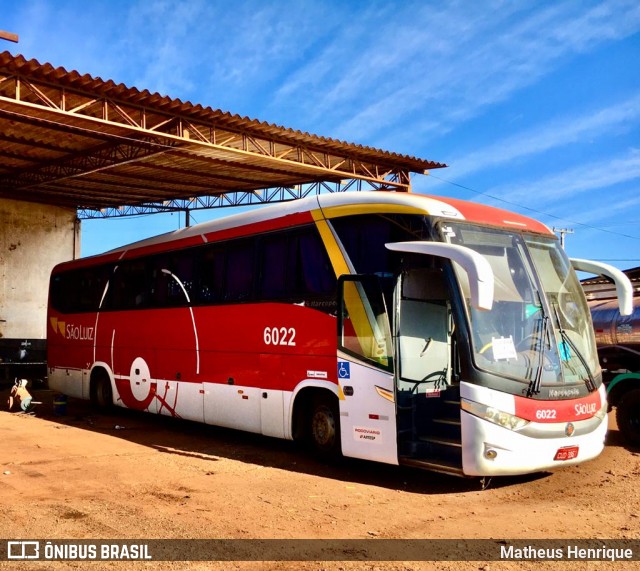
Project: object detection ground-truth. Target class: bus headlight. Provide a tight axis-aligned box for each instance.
[461,399,530,431]
[594,397,608,421]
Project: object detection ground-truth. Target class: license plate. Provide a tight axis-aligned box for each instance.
[554,446,579,461]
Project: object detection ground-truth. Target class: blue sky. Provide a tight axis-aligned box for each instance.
[3,0,640,268]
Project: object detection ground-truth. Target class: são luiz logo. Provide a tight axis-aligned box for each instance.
[49,317,94,341]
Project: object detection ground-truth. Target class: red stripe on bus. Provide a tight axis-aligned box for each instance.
[514,390,602,423]
[438,196,553,235]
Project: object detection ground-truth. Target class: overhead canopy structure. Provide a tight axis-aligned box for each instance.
[582,266,640,301]
[0,51,446,219]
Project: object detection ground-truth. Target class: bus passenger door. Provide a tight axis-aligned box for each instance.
[394,268,461,470]
[396,268,452,395]
[337,275,398,465]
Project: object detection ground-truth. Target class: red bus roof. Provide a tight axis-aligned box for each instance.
[54,192,554,272]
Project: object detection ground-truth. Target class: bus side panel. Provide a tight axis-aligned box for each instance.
[196,303,338,392]
[259,353,285,438]
[50,300,339,439]
[199,304,338,436]
[48,367,84,398]
[48,311,96,398]
[147,307,199,384]
[92,305,202,415]
[260,389,285,438]
[94,310,157,412]
[203,382,262,433]
[145,306,203,420]
[155,379,204,422]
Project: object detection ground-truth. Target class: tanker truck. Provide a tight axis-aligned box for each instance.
[589,298,640,445]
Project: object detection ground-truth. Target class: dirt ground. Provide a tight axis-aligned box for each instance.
[1,386,639,571]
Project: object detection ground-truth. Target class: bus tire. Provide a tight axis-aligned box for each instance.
[91,371,113,411]
[309,394,341,459]
[616,388,640,446]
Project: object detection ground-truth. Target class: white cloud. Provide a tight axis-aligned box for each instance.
[445,94,640,179]
[287,0,640,142]
[562,191,640,226]
[488,148,640,206]
[415,148,640,236]
[271,1,519,136]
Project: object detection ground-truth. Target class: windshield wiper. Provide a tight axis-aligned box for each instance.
[420,337,432,357]
[526,311,549,397]
[551,302,597,392]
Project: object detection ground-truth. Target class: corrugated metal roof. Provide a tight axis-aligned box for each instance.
[0,51,446,213]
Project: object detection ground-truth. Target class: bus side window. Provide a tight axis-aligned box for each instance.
[149,252,195,307]
[195,247,225,304]
[224,239,255,303]
[51,266,110,314]
[397,269,452,391]
[256,227,336,304]
[169,252,195,302]
[103,260,149,310]
[297,231,336,297]
[259,234,289,299]
[338,275,392,370]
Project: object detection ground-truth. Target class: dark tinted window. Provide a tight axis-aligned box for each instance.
[196,246,225,303]
[297,231,336,296]
[149,252,195,307]
[103,260,149,310]
[257,226,336,306]
[49,266,111,313]
[331,214,432,275]
[260,233,289,298]
[224,239,255,302]
[51,224,336,313]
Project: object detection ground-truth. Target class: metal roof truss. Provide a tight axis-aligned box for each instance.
[0,52,444,218]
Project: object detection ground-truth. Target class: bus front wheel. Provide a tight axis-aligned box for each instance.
[616,388,640,446]
[309,395,341,459]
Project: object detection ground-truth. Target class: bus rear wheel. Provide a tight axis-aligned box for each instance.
[309,395,341,459]
[91,372,113,411]
[616,388,640,446]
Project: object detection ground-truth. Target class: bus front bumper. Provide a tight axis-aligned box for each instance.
[460,409,608,477]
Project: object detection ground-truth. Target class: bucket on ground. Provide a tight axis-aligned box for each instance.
[53,393,67,415]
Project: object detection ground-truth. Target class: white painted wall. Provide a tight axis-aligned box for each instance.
[0,199,79,340]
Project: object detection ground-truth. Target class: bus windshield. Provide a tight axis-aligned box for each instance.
[442,223,598,392]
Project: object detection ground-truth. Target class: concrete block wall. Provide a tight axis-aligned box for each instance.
[0,198,79,341]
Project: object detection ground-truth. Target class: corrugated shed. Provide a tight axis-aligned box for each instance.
[0,51,446,212]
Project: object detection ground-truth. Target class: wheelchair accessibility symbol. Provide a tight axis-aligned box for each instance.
[338,361,350,379]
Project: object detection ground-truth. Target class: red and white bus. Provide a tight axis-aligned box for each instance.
[47,192,632,476]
